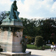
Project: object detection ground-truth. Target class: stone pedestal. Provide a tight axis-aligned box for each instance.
[0,20,31,56]
[0,20,24,52]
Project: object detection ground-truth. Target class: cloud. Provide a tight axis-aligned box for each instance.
[0,0,12,11]
[17,0,56,19]
[51,2,56,12]
[0,0,56,19]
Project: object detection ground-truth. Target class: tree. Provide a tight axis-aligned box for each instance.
[20,18,56,43]
[0,11,7,24]
[20,18,38,37]
[38,19,56,43]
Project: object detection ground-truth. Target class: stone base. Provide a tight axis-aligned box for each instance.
[0,51,31,56]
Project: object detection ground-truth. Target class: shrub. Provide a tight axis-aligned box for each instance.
[35,36,43,47]
[44,45,50,49]
[27,36,32,44]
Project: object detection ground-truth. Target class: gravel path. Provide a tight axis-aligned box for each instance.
[26,49,56,56]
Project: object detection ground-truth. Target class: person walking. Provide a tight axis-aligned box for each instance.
[50,44,54,51]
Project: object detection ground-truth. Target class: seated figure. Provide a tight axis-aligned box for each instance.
[2,0,21,22]
[9,0,21,21]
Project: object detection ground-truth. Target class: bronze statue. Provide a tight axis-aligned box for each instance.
[20,36,27,52]
[9,0,20,21]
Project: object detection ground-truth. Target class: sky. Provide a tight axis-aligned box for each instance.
[0,0,56,19]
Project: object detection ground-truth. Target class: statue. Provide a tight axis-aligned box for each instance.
[2,0,21,22]
[9,0,21,21]
[20,36,27,52]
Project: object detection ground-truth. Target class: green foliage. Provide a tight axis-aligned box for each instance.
[27,36,32,44]
[40,19,56,43]
[20,18,38,37]
[35,36,43,47]
[20,17,56,43]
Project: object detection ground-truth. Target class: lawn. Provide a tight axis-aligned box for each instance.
[27,44,37,49]
[27,44,50,50]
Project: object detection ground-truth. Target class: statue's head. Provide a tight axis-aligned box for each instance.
[14,0,17,3]
[14,1,16,3]
[23,35,27,39]
[13,0,17,5]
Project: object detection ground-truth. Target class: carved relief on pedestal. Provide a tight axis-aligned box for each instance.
[13,32,20,42]
[12,28,23,52]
